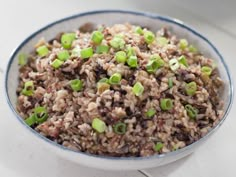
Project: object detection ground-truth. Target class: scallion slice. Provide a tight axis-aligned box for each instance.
[160,98,173,111]
[169,58,180,71]
[18,53,27,66]
[109,73,122,85]
[127,55,138,68]
[110,36,125,49]
[34,106,48,124]
[185,104,198,119]
[126,46,136,57]
[96,45,109,54]
[154,142,164,152]
[132,82,144,96]
[178,55,188,67]
[168,78,173,88]
[144,31,155,44]
[80,47,94,59]
[135,26,143,35]
[24,115,36,126]
[92,118,106,133]
[61,33,76,49]
[114,122,127,135]
[115,51,127,63]
[157,37,168,46]
[179,39,188,50]
[146,59,159,73]
[201,66,212,76]
[185,81,197,96]
[146,108,156,118]
[51,59,64,69]
[70,79,83,92]
[22,81,34,96]
[57,50,70,61]
[91,30,104,44]
[36,45,49,57]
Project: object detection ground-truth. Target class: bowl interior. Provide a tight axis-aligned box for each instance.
[5,10,233,158]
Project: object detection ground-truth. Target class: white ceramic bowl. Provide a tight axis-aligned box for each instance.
[5,10,233,170]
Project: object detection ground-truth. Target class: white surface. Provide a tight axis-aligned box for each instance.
[0,0,236,177]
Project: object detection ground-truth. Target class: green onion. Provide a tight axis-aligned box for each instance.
[185,81,197,96]
[146,108,156,118]
[22,81,34,96]
[169,58,180,71]
[71,46,81,57]
[185,104,198,119]
[18,53,27,66]
[157,37,169,46]
[97,82,110,94]
[127,55,138,68]
[80,47,94,59]
[179,39,188,50]
[154,142,164,152]
[91,30,104,44]
[126,46,136,57]
[201,66,212,76]
[96,45,109,54]
[178,55,188,67]
[92,118,106,133]
[135,26,143,35]
[57,50,70,61]
[51,59,64,69]
[24,115,36,126]
[115,51,127,63]
[109,73,122,85]
[146,60,159,73]
[61,33,76,49]
[168,78,173,88]
[114,122,127,135]
[189,45,198,53]
[132,82,144,96]
[110,36,125,49]
[144,31,155,44]
[160,98,173,111]
[150,54,161,61]
[36,45,49,57]
[70,79,83,92]
[34,106,48,124]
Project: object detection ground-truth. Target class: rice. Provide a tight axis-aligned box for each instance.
[16,23,224,157]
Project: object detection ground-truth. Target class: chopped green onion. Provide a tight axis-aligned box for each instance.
[169,58,180,71]
[57,50,70,61]
[96,45,109,54]
[146,60,159,73]
[91,30,104,44]
[135,26,143,35]
[127,55,138,68]
[154,142,164,152]
[160,98,173,111]
[115,51,127,63]
[109,73,122,85]
[114,122,127,135]
[132,82,144,96]
[110,36,125,49]
[189,45,198,53]
[24,115,36,126]
[150,54,161,61]
[146,108,156,118]
[34,106,48,124]
[70,79,83,92]
[185,104,198,119]
[80,47,94,59]
[98,78,109,84]
[71,46,81,57]
[126,46,136,57]
[185,81,197,96]
[97,82,110,94]
[36,45,49,57]
[92,118,106,133]
[61,33,76,49]
[168,78,173,88]
[201,66,212,76]
[157,37,168,46]
[179,39,188,50]
[144,31,155,44]
[22,81,34,96]
[51,59,64,69]
[18,53,27,66]
[178,55,188,67]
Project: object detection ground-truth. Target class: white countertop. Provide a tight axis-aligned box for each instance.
[0,0,235,177]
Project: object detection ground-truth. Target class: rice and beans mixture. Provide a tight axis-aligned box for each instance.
[16,23,224,157]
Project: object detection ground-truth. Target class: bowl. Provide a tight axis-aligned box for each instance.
[5,10,233,170]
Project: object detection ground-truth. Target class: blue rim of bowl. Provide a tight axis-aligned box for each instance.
[5,10,234,161]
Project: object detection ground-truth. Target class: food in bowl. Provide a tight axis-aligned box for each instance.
[16,23,224,157]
